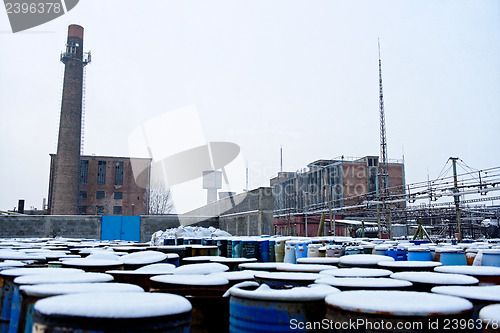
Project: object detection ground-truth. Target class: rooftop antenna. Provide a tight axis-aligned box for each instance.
[280,145,283,174]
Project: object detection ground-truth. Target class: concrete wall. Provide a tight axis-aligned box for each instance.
[0,187,273,241]
[185,187,273,236]
[0,215,100,239]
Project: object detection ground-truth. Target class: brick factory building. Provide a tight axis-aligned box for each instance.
[48,154,151,216]
[271,156,405,236]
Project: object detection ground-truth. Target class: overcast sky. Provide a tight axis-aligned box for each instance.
[1,0,499,213]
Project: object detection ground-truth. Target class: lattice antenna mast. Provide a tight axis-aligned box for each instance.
[378,39,389,199]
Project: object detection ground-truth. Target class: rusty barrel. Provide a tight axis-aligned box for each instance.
[434,265,500,286]
[390,271,479,292]
[229,283,340,332]
[61,258,124,273]
[338,254,395,269]
[150,274,229,333]
[325,290,473,333]
[479,304,500,333]
[32,292,192,332]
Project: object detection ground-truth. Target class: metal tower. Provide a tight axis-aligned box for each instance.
[378,39,389,198]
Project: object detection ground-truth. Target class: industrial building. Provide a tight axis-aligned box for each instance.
[271,156,405,236]
[48,154,151,216]
[48,25,151,216]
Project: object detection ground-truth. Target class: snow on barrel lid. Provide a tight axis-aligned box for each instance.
[34,292,192,319]
[230,283,340,301]
[173,263,229,275]
[378,261,442,268]
[14,272,113,285]
[434,265,500,276]
[326,291,472,316]
[1,267,83,277]
[296,257,339,265]
[210,257,257,263]
[276,264,337,273]
[238,262,287,270]
[134,263,176,274]
[391,272,479,285]
[151,274,229,286]
[119,251,167,265]
[479,304,500,322]
[61,258,123,267]
[21,282,143,298]
[0,260,25,268]
[339,254,395,266]
[209,270,258,281]
[254,272,320,281]
[316,277,413,288]
[432,285,500,302]
[320,268,392,278]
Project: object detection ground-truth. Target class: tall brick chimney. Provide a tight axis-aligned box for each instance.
[50,25,87,215]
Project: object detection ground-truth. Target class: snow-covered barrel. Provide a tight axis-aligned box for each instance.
[479,304,500,333]
[319,267,393,278]
[296,257,339,266]
[106,263,176,291]
[391,271,479,292]
[316,277,413,291]
[0,268,83,332]
[438,247,467,266]
[229,283,340,333]
[61,258,124,273]
[9,272,113,333]
[325,290,473,333]
[118,250,171,270]
[210,257,257,272]
[407,246,432,261]
[32,292,192,332]
[434,265,500,286]
[338,254,395,269]
[378,260,442,273]
[432,285,500,321]
[20,283,142,333]
[150,275,230,333]
[482,249,500,267]
[253,272,320,289]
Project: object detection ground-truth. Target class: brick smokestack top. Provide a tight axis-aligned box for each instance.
[68,24,83,39]
[50,25,86,215]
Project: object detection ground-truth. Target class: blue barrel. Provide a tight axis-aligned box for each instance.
[268,241,276,262]
[482,249,500,267]
[440,250,467,266]
[258,240,270,262]
[283,242,296,264]
[241,240,259,259]
[386,248,407,261]
[232,239,242,258]
[407,248,432,261]
[229,283,340,332]
[217,239,228,257]
[294,241,310,261]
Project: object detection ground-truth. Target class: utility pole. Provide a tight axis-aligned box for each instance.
[450,157,462,241]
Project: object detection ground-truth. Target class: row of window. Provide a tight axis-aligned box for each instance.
[79,160,124,185]
[79,191,123,200]
[78,206,122,215]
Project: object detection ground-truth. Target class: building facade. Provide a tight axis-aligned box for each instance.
[48,155,151,216]
[270,156,406,236]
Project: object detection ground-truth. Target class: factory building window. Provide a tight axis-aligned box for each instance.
[115,161,124,185]
[96,206,104,214]
[79,191,87,199]
[79,160,88,184]
[113,206,122,215]
[97,161,107,185]
[114,192,123,200]
[78,206,87,214]
[96,191,105,200]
